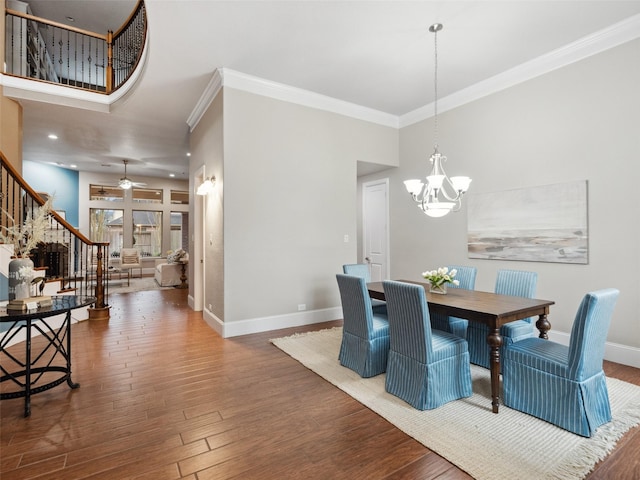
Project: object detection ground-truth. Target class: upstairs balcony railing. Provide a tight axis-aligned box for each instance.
[4,0,146,93]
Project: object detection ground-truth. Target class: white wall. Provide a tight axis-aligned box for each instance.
[361,38,640,365]
[192,87,398,336]
[190,91,224,321]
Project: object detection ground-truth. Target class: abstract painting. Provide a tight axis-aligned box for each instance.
[467,181,588,264]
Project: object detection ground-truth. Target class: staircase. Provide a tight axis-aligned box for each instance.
[1,153,111,321]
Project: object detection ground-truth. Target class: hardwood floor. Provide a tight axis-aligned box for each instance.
[1,289,638,479]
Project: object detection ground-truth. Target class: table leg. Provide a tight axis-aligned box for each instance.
[536,314,551,340]
[64,311,80,389]
[25,319,32,417]
[487,327,503,414]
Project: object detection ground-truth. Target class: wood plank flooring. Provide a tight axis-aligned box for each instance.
[1,289,638,479]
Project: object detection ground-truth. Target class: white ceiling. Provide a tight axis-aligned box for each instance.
[10,1,640,181]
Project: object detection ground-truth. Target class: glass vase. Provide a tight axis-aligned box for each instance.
[429,282,447,295]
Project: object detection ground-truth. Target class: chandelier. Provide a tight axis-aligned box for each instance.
[404,23,471,218]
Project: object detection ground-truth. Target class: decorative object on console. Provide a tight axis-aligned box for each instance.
[403,23,471,218]
[422,266,459,295]
[1,198,52,300]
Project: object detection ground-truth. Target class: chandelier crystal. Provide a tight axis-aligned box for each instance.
[404,23,471,218]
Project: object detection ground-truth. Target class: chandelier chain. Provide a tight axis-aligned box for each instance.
[433,26,438,147]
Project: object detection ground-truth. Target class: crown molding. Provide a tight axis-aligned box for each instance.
[220,68,399,128]
[186,69,223,132]
[399,13,640,128]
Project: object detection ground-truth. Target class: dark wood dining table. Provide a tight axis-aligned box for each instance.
[367,280,554,413]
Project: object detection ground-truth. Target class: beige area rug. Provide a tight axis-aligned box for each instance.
[107,276,175,295]
[271,327,640,480]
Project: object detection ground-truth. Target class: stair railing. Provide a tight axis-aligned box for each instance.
[1,153,110,317]
[4,0,146,94]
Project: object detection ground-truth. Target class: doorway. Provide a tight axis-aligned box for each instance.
[362,179,389,281]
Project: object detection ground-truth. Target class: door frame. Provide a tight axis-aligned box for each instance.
[192,165,206,311]
[362,178,390,280]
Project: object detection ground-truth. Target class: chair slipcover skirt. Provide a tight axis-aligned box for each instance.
[336,274,390,378]
[383,280,472,410]
[503,338,611,437]
[503,288,619,437]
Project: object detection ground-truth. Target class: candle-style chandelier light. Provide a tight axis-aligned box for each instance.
[404,23,471,218]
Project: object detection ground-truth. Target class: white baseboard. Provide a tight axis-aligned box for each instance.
[201,306,343,339]
[548,330,640,368]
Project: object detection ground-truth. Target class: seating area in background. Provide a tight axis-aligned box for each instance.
[336,263,620,436]
[155,252,189,287]
[503,288,620,437]
[119,248,142,279]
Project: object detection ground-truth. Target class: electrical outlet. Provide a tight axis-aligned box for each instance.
[343,234,349,243]
[298,304,306,311]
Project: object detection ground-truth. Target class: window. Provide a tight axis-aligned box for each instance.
[90,185,123,201]
[133,210,162,257]
[170,211,188,251]
[171,190,189,205]
[132,187,163,204]
[90,209,124,252]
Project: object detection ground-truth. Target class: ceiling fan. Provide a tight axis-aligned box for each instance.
[118,159,146,190]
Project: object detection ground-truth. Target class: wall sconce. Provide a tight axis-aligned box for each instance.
[196,176,216,196]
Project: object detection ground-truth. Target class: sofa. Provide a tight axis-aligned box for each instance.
[154,254,188,287]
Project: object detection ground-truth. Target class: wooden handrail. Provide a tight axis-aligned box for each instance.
[0,156,93,244]
[1,151,110,318]
[4,0,146,94]
[5,9,108,40]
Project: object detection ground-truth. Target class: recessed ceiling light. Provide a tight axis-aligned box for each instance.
[70,164,77,168]
[169,173,175,177]
[48,134,58,140]
[186,152,191,157]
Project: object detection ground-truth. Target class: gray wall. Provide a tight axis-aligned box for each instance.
[362,38,640,353]
[223,88,398,323]
[191,86,398,330]
[190,91,224,320]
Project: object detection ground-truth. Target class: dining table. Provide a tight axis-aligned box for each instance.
[367,280,554,413]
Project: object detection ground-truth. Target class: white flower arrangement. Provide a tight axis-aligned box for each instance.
[0,197,53,258]
[422,267,460,288]
[16,265,35,283]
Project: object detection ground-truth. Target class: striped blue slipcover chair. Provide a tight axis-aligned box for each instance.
[383,280,472,410]
[429,265,477,339]
[467,269,538,368]
[343,263,386,314]
[503,288,619,437]
[336,274,390,378]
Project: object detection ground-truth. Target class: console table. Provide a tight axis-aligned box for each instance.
[0,295,95,417]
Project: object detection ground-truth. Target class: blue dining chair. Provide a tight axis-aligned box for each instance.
[343,263,386,314]
[467,269,538,368]
[503,288,619,437]
[430,265,477,339]
[383,280,472,410]
[336,274,390,377]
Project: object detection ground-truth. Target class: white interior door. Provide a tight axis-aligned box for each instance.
[362,179,389,281]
